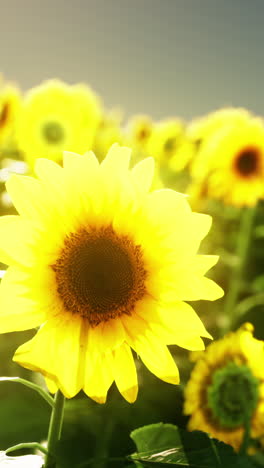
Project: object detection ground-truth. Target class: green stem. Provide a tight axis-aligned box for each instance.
[0,377,54,408]
[6,442,48,456]
[44,390,65,468]
[224,206,256,331]
[239,418,251,455]
[91,418,114,468]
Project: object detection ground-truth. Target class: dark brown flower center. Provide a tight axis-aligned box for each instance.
[0,103,9,128]
[234,147,260,177]
[52,226,147,326]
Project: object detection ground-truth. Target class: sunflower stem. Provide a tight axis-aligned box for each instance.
[224,205,256,331]
[44,390,65,468]
[0,377,54,408]
[239,418,251,455]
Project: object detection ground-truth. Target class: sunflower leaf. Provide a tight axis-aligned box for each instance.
[130,424,257,467]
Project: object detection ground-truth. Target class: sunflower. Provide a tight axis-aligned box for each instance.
[93,109,124,162]
[184,323,264,451]
[0,83,21,146]
[147,118,185,166]
[0,144,223,403]
[189,115,264,206]
[126,114,153,152]
[16,79,101,167]
[187,107,252,145]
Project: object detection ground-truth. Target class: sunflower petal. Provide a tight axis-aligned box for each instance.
[113,344,138,403]
[88,318,126,355]
[101,144,131,175]
[6,175,47,220]
[0,216,39,266]
[162,270,224,302]
[35,158,63,183]
[14,316,85,398]
[192,255,220,275]
[131,157,154,195]
[84,352,114,404]
[45,377,58,394]
[133,334,180,385]
[0,267,46,333]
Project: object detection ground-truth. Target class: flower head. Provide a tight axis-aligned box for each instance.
[190,113,264,206]
[187,107,251,144]
[126,114,153,152]
[0,144,223,403]
[93,109,124,161]
[16,80,101,167]
[147,118,185,165]
[184,323,264,451]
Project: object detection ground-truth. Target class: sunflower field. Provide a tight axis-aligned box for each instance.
[0,72,264,468]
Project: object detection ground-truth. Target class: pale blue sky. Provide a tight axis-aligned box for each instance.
[1,0,263,120]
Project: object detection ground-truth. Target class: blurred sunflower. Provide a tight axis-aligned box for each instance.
[93,109,124,162]
[184,323,264,451]
[147,118,185,166]
[126,114,153,153]
[16,79,101,167]
[0,144,223,403]
[187,107,252,145]
[168,139,196,173]
[0,83,21,147]
[189,115,264,206]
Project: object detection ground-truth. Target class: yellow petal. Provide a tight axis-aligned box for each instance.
[14,316,86,398]
[35,158,63,184]
[190,212,212,242]
[101,143,131,175]
[138,300,212,340]
[63,151,85,168]
[161,270,224,301]
[146,189,190,224]
[0,216,39,266]
[173,335,206,351]
[132,334,180,385]
[45,377,58,394]
[112,344,138,403]
[131,157,154,195]
[191,255,220,275]
[0,267,46,333]
[83,351,114,404]
[6,174,47,220]
[63,150,99,173]
[88,318,126,355]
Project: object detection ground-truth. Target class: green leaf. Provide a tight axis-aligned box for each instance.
[130,424,257,467]
[131,423,181,453]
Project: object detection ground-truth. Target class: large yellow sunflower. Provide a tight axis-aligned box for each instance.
[0,144,223,403]
[190,115,264,206]
[184,323,264,451]
[16,79,101,167]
